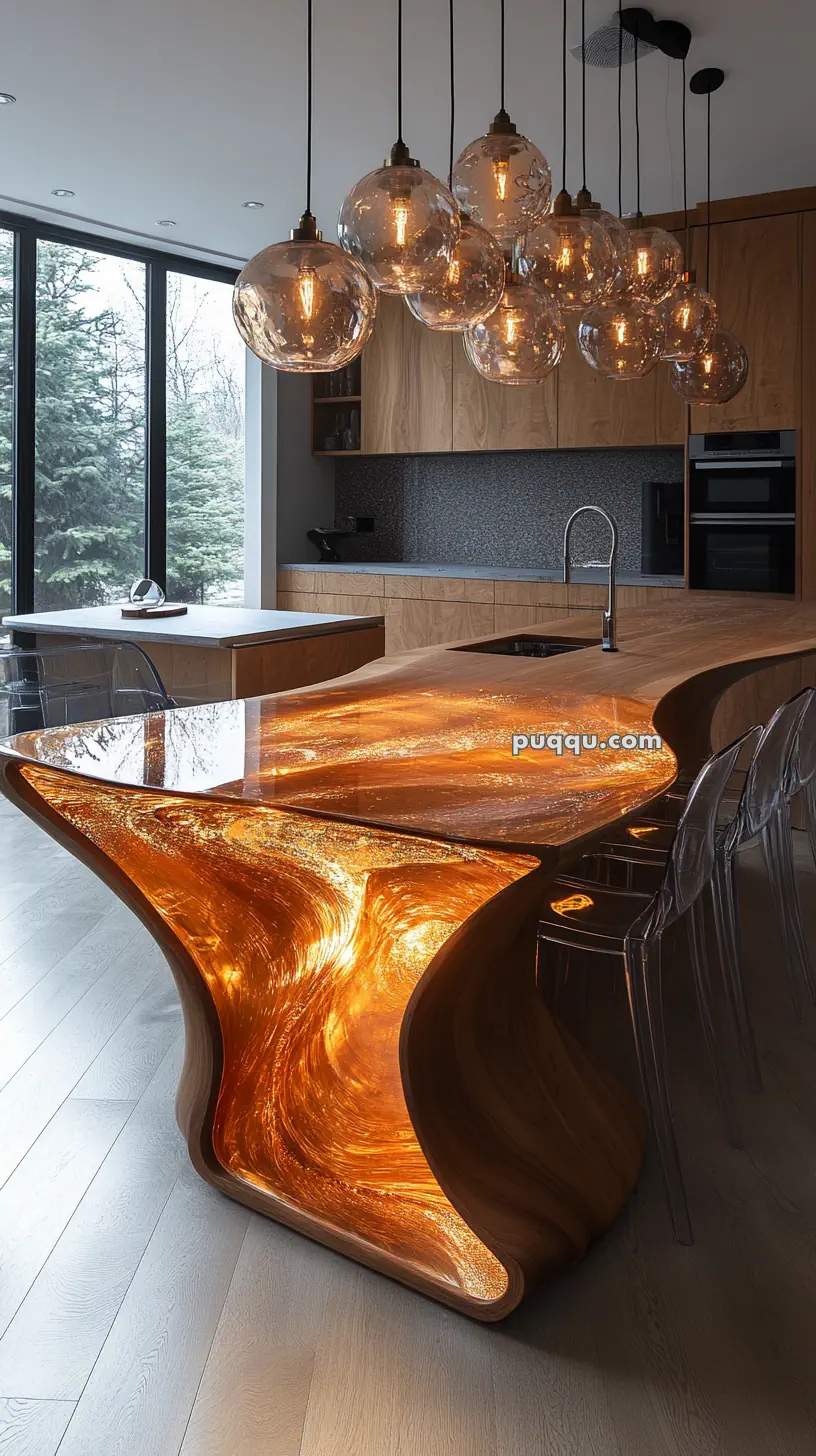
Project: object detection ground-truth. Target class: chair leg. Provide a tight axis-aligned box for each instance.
[762,805,816,1010]
[624,935,693,1245]
[687,899,742,1148]
[761,819,803,1020]
[805,780,816,872]
[710,853,762,1092]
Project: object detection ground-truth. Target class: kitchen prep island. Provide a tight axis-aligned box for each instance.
[1,603,386,704]
[2,598,816,1321]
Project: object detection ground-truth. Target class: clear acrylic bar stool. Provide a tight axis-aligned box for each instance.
[538,731,753,1245]
[0,642,176,737]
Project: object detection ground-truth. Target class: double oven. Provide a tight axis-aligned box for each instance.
[688,431,796,595]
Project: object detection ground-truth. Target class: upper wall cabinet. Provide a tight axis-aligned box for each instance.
[451,334,557,451]
[361,294,452,453]
[556,331,685,449]
[690,214,800,432]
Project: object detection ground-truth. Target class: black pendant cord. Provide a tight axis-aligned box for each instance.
[706,91,712,291]
[561,0,568,194]
[397,0,404,144]
[682,55,688,263]
[500,0,506,113]
[581,0,587,192]
[448,0,455,188]
[634,24,641,215]
[305,0,313,216]
[617,0,623,216]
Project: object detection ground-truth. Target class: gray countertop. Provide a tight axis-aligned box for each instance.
[281,562,685,589]
[2,604,385,650]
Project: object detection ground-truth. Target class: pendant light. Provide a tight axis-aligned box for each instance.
[451,0,551,246]
[337,0,459,294]
[233,0,376,372]
[670,69,748,404]
[574,0,632,289]
[464,261,564,384]
[660,54,718,361]
[577,0,661,378]
[405,0,505,331]
[519,0,616,313]
[619,15,683,306]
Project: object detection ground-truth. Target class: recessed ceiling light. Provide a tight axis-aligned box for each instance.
[51,188,75,198]
[156,219,176,227]
[0,93,16,105]
[242,200,264,209]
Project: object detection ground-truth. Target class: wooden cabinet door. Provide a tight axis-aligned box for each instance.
[690,214,800,432]
[801,211,816,600]
[451,334,557,450]
[361,294,453,453]
[556,331,660,447]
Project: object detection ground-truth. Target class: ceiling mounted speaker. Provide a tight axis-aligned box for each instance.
[570,12,656,68]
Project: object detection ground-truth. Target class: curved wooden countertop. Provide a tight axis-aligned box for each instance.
[1,595,814,1322]
[3,597,816,860]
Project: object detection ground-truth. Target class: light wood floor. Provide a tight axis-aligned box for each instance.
[1,794,816,1455]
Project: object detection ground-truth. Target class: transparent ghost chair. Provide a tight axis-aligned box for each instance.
[538,731,753,1244]
[0,642,176,737]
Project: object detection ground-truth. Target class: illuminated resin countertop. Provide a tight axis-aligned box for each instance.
[2,597,816,1320]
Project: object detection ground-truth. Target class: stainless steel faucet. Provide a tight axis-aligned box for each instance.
[563,505,619,652]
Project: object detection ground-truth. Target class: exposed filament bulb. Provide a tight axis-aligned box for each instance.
[493,158,510,202]
[636,248,650,277]
[504,312,518,345]
[614,318,628,345]
[297,266,316,322]
[393,200,410,247]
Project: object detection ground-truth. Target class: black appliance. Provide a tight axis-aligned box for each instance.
[641,480,685,576]
[688,430,796,594]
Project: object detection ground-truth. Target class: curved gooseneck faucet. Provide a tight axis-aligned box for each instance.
[563,505,619,652]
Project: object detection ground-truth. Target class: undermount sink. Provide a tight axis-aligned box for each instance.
[452,634,601,659]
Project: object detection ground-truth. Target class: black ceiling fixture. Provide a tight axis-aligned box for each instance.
[620,8,691,61]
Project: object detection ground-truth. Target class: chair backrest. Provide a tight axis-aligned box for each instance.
[0,641,175,736]
[789,686,816,793]
[737,687,814,841]
[637,727,759,938]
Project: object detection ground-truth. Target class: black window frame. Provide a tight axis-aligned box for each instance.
[1,208,239,614]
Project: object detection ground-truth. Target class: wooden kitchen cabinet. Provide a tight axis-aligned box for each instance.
[452,334,558,450]
[690,213,800,432]
[361,293,453,453]
[556,331,683,448]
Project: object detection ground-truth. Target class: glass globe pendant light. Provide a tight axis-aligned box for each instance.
[519,0,616,313]
[659,54,717,360]
[337,0,459,294]
[406,0,505,330]
[464,264,564,384]
[233,0,376,372]
[576,1,662,378]
[578,298,662,378]
[233,6,376,372]
[669,68,748,404]
[618,15,682,307]
[451,0,551,246]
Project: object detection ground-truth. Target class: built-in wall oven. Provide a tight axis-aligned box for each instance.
[688,430,796,594]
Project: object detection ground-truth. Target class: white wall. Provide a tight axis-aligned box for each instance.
[243,353,279,609]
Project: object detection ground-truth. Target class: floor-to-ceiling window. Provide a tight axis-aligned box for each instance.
[2,211,245,618]
[0,229,14,620]
[165,271,245,605]
[34,242,147,609]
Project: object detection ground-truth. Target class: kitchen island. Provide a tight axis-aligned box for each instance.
[2,598,815,1322]
[2,603,386,705]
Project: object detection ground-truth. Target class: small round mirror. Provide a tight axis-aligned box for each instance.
[129,578,165,607]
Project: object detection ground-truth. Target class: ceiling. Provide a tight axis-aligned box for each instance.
[1,0,814,266]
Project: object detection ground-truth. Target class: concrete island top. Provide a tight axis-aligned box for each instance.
[1,604,385,651]
[281,562,685,588]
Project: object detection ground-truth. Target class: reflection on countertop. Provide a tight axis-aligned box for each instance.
[280,562,685,588]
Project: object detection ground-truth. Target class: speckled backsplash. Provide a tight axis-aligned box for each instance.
[334,448,684,572]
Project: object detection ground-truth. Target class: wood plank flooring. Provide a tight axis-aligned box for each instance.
[1,793,816,1454]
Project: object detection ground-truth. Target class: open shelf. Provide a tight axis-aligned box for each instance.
[312,360,362,454]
